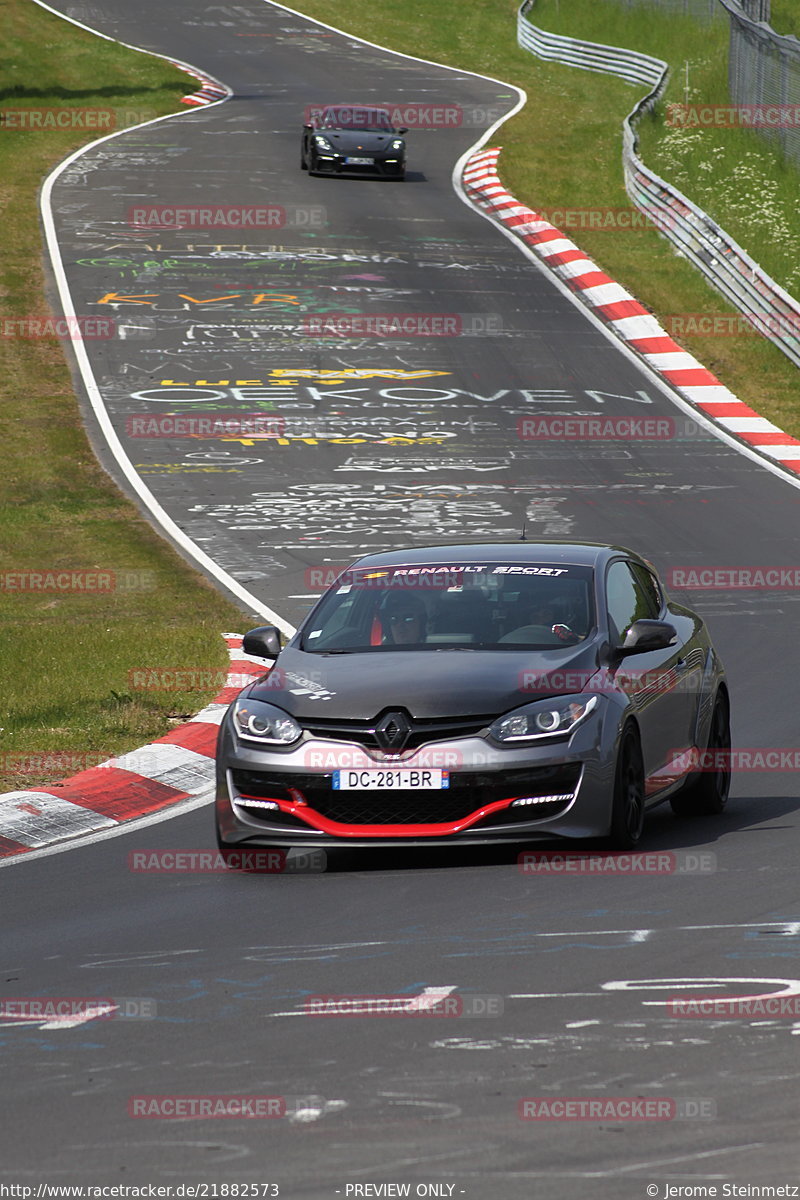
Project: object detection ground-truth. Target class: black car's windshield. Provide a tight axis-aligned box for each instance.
[301,563,595,652]
[318,106,394,133]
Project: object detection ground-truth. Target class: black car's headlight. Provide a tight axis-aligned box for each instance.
[233,699,302,746]
[490,695,598,743]
[314,135,334,151]
[391,139,404,150]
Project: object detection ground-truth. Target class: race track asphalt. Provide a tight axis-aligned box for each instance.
[2,1,799,1194]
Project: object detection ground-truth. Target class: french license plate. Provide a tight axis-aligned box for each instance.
[333,769,449,790]
[345,156,374,165]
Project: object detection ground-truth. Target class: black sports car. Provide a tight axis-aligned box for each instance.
[301,105,407,179]
[216,542,730,853]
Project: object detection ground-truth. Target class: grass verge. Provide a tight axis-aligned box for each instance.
[0,0,247,791]
[295,0,800,437]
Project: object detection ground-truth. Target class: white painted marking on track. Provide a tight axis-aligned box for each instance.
[0,1004,117,1030]
[603,976,800,1005]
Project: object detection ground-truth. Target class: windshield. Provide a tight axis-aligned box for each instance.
[301,563,595,653]
[318,106,394,133]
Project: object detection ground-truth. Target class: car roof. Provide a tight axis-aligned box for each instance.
[345,541,646,572]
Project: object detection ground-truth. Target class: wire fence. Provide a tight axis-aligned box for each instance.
[603,0,772,22]
[609,0,724,20]
[599,0,800,166]
[718,0,800,166]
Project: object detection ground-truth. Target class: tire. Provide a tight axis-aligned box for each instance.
[670,691,730,816]
[300,147,308,170]
[606,725,645,850]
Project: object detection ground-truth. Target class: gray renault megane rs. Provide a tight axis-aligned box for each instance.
[216,542,730,854]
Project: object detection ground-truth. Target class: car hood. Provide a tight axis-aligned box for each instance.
[319,130,398,153]
[247,643,603,720]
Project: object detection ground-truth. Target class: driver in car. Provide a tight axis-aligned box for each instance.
[501,592,580,644]
[380,593,428,645]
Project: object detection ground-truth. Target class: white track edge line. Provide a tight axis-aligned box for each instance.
[32,1,294,636]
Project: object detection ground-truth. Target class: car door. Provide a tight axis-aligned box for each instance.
[604,558,690,784]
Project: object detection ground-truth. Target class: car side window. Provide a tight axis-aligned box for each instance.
[606,561,659,642]
[629,563,663,617]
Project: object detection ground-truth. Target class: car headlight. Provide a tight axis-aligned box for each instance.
[391,139,404,149]
[490,695,598,743]
[233,699,302,746]
[314,135,334,150]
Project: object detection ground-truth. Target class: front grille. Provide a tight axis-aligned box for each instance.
[232,765,580,827]
[312,792,479,824]
[303,713,492,751]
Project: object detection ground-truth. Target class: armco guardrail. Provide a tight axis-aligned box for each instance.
[517,0,800,371]
[516,13,665,88]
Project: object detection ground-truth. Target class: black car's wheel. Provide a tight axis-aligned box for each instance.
[301,143,308,170]
[670,691,730,816]
[607,724,645,850]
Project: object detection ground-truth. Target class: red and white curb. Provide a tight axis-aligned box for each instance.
[463,148,800,473]
[167,61,229,107]
[0,635,265,859]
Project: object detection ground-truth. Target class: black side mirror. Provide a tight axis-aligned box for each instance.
[243,625,283,660]
[303,122,313,130]
[620,619,677,655]
[397,127,408,135]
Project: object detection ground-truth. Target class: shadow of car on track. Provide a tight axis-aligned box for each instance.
[305,171,427,183]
